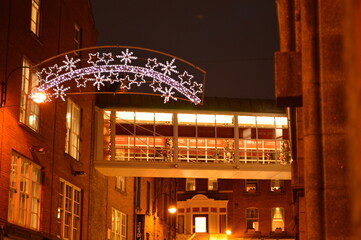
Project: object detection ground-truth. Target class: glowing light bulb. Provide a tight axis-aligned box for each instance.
[226,229,232,235]
[31,91,47,103]
[168,206,177,214]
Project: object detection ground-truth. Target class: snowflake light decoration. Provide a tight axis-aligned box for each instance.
[31,47,205,104]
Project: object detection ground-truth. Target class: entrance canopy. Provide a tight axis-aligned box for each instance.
[30,46,206,105]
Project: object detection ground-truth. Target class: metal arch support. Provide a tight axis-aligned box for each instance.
[30,46,206,105]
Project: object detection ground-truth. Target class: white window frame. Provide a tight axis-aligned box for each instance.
[271,207,285,231]
[111,208,127,240]
[115,176,126,192]
[74,25,81,56]
[57,179,81,240]
[186,178,196,191]
[66,99,81,160]
[30,0,40,36]
[20,58,40,131]
[246,208,259,231]
[208,179,218,190]
[8,151,41,230]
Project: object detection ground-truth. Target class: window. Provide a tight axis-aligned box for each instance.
[271,180,284,192]
[20,58,39,131]
[186,178,196,191]
[177,215,185,234]
[30,0,40,36]
[245,179,258,193]
[66,99,81,160]
[74,25,81,51]
[115,176,126,192]
[272,207,285,231]
[208,179,218,190]
[111,208,127,240]
[220,214,227,234]
[246,208,259,231]
[8,152,41,230]
[193,214,208,233]
[57,179,81,240]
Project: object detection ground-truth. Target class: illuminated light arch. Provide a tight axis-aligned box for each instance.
[30,46,206,104]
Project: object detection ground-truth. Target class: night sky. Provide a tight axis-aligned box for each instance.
[90,0,279,99]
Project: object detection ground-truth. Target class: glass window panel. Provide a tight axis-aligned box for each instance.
[197,114,215,125]
[275,117,288,128]
[216,115,234,125]
[238,116,256,126]
[155,113,172,124]
[256,116,275,127]
[178,114,196,125]
[135,112,154,123]
[116,111,134,122]
[194,216,207,233]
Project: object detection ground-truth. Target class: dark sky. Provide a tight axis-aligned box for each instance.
[90,0,279,99]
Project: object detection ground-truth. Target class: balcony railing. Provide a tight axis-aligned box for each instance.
[112,137,292,165]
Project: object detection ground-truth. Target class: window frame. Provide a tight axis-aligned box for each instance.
[245,207,259,231]
[111,208,127,240]
[30,0,41,36]
[193,214,208,233]
[65,99,81,160]
[186,178,196,191]
[115,176,126,192]
[271,207,285,231]
[8,151,42,230]
[57,179,81,240]
[20,58,40,131]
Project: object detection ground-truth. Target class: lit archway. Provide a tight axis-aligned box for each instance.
[30,46,206,105]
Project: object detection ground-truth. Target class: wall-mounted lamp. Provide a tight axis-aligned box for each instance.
[73,170,87,176]
[29,145,47,154]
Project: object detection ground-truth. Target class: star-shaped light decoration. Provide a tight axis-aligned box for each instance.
[53,85,70,101]
[149,79,162,92]
[120,75,133,89]
[100,52,114,65]
[145,58,159,70]
[62,55,80,71]
[159,58,179,76]
[36,68,49,84]
[190,81,203,94]
[161,87,177,103]
[117,49,137,65]
[178,71,194,85]
[75,75,88,88]
[107,70,120,84]
[132,74,146,87]
[93,71,106,90]
[87,52,100,66]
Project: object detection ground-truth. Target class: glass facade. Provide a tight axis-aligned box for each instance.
[103,110,291,165]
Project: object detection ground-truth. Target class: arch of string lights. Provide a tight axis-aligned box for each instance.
[30,46,206,104]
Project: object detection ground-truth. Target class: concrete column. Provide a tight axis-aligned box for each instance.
[299,0,324,239]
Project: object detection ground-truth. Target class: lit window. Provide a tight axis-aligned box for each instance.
[271,180,284,192]
[65,99,81,160]
[30,0,40,36]
[155,112,173,124]
[197,114,215,125]
[8,152,41,230]
[238,116,256,126]
[246,208,259,231]
[111,208,127,240]
[272,207,285,231]
[74,25,81,56]
[216,115,234,126]
[193,215,208,233]
[116,111,134,123]
[115,176,126,192]
[256,116,275,127]
[245,179,258,193]
[57,179,81,240]
[208,179,218,190]
[178,114,196,125]
[20,58,39,131]
[186,178,196,191]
